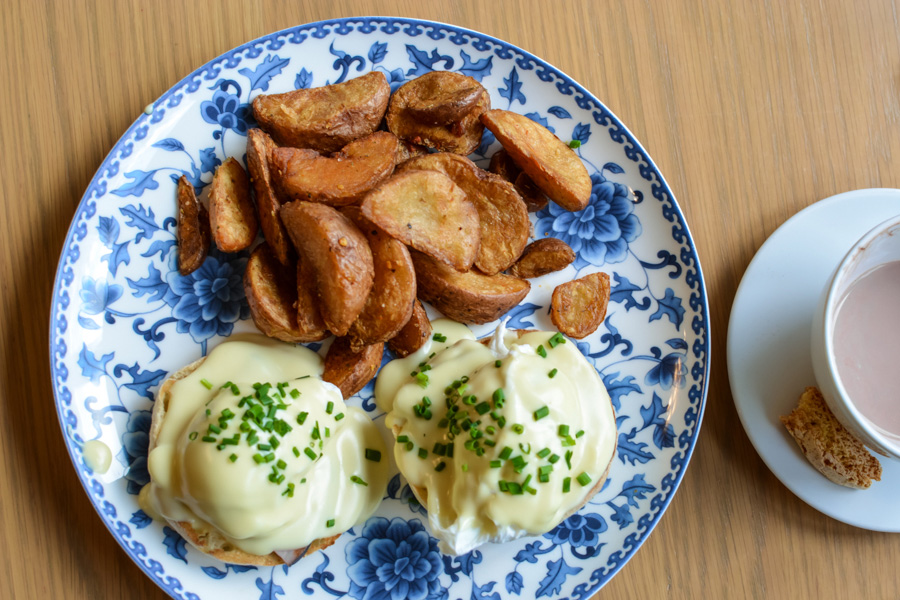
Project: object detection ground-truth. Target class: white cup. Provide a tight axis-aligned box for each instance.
[810,214,900,460]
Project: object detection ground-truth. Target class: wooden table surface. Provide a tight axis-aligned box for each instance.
[2,1,899,598]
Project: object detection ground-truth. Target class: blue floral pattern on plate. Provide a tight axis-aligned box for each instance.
[50,17,709,600]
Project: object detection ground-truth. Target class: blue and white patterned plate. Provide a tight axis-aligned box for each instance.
[50,18,709,600]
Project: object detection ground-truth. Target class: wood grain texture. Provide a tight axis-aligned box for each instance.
[2,1,899,598]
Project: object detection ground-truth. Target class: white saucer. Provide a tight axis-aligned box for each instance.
[728,189,900,531]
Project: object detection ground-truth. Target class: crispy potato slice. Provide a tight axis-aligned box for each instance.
[481,109,591,211]
[244,243,316,343]
[488,149,549,212]
[550,272,610,339]
[270,132,399,206]
[396,140,428,164]
[341,206,416,350]
[252,71,390,153]
[209,157,258,252]
[508,238,576,279]
[323,337,384,399]
[388,299,432,357]
[176,175,210,275]
[247,128,292,265]
[411,251,530,324]
[387,72,490,155]
[361,170,480,271]
[280,201,374,336]
[402,71,484,125]
[397,153,529,275]
[295,256,328,341]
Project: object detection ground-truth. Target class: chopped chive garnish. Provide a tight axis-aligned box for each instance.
[563,477,571,492]
[432,333,447,342]
[548,368,558,379]
[507,482,523,495]
[490,460,502,468]
[561,436,576,447]
[446,443,454,457]
[326,519,335,528]
[483,439,496,447]
[284,482,295,497]
[253,453,264,464]
[512,423,524,434]
[537,448,551,459]
[522,474,533,489]
[397,435,410,444]
[304,448,317,460]
[263,453,275,463]
[499,446,513,460]
[202,435,216,443]
[511,455,527,473]
[290,389,300,399]
[536,345,547,358]
[276,459,287,470]
[416,373,429,388]
[227,453,237,463]
[209,424,222,434]
[461,463,469,472]
[200,378,213,390]
[534,406,550,421]
[475,401,491,415]
[519,443,531,454]
[297,412,308,425]
[324,427,330,438]
[539,464,553,475]
[206,409,211,417]
[568,140,581,149]
[577,472,592,486]
[498,480,509,492]
[548,332,567,347]
[495,360,502,368]
[558,424,570,437]
[433,443,446,456]
[418,448,428,459]
[257,443,271,451]
[492,389,505,404]
[549,453,560,464]
[565,449,573,469]
[189,431,198,441]
[326,401,334,414]
[293,446,300,457]
[435,461,446,472]
[350,475,368,486]
[365,448,382,462]
[485,425,496,435]
[334,412,345,421]
[576,430,584,438]
[497,416,507,428]
[405,441,414,451]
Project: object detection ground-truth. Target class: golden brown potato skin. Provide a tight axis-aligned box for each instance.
[387,72,489,155]
[396,140,429,165]
[252,72,390,153]
[397,153,529,275]
[295,257,329,341]
[508,237,576,279]
[323,337,384,399]
[244,243,318,343]
[388,299,432,357]
[176,175,210,275]
[247,129,292,265]
[411,251,530,324]
[209,157,258,252]
[361,169,480,271]
[488,149,549,213]
[402,71,484,125]
[341,206,416,351]
[270,132,399,206]
[280,201,374,336]
[550,272,610,339]
[481,109,591,211]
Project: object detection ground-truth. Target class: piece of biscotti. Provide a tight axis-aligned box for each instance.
[780,386,882,489]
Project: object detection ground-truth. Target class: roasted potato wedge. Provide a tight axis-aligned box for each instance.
[252,71,390,153]
[361,170,480,271]
[341,206,416,351]
[387,72,490,155]
[176,175,210,275]
[550,272,610,339]
[481,109,591,211]
[280,201,374,336]
[489,149,549,212]
[508,237,576,279]
[411,251,530,324]
[245,243,315,343]
[295,256,328,341]
[270,132,399,206]
[402,71,484,125]
[388,299,432,357]
[247,128,292,265]
[397,153,529,275]
[323,337,384,399]
[209,157,258,252]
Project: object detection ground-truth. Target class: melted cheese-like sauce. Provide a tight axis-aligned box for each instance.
[143,334,388,557]
[375,321,616,556]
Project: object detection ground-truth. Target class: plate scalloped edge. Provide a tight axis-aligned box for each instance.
[49,16,710,600]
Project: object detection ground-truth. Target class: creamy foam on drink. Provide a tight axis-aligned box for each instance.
[833,260,900,438]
